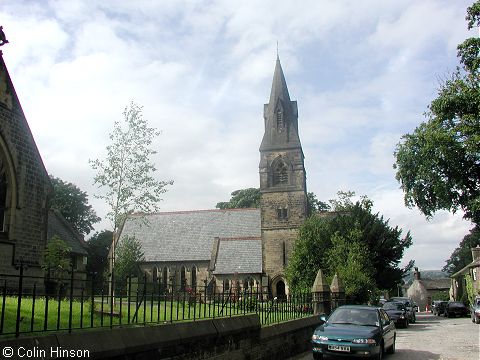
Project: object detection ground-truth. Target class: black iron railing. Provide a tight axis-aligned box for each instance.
[0,265,313,338]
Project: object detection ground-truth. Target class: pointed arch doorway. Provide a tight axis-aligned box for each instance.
[271,276,287,299]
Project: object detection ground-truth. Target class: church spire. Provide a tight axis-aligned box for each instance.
[260,57,301,151]
[268,57,291,108]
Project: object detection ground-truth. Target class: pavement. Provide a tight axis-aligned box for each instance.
[290,312,480,360]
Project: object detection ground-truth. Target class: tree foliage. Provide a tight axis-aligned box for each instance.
[325,229,375,303]
[86,230,113,291]
[50,175,100,236]
[307,191,330,214]
[443,226,480,274]
[114,235,144,287]
[286,192,413,297]
[394,1,480,225]
[90,102,173,233]
[215,188,329,215]
[41,236,71,276]
[216,188,260,209]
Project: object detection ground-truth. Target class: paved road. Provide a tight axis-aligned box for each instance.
[291,312,480,360]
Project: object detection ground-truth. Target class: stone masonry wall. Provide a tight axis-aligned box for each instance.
[0,314,322,360]
[0,56,51,277]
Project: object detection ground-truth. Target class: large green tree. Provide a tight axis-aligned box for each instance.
[325,229,375,303]
[50,175,100,236]
[286,192,413,296]
[394,1,480,225]
[443,226,480,274]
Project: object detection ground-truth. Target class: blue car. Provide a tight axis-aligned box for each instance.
[311,305,396,359]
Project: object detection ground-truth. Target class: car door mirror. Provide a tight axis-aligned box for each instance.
[319,314,327,323]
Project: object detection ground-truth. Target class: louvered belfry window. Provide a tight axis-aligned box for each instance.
[276,109,284,131]
[273,160,288,185]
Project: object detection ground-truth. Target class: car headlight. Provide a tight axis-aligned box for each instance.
[312,334,328,341]
[399,315,405,319]
[352,338,377,344]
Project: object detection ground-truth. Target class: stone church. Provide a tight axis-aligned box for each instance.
[119,57,307,297]
[0,49,88,288]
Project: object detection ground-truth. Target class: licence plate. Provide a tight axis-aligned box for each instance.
[328,345,350,352]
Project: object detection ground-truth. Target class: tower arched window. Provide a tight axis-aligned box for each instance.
[0,159,6,232]
[273,160,288,185]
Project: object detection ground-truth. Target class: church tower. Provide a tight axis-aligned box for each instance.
[259,57,307,297]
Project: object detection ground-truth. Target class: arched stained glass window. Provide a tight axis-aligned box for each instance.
[0,159,6,232]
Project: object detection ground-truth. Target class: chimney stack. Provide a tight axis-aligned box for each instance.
[472,245,480,261]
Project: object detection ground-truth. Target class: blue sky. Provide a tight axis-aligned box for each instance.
[0,0,475,270]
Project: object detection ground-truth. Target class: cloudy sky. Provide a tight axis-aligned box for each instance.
[0,0,475,270]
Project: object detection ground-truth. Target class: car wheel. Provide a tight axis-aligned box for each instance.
[386,335,396,354]
[377,343,384,360]
[475,316,480,324]
[312,353,323,360]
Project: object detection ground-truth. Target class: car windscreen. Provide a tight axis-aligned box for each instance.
[449,302,465,308]
[383,302,405,310]
[328,308,379,326]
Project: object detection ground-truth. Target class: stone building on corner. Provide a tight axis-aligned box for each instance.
[118,57,307,297]
[0,51,88,288]
[0,52,51,282]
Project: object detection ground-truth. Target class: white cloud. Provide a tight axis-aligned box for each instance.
[0,0,475,270]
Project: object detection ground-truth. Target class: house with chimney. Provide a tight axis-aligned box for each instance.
[451,246,480,302]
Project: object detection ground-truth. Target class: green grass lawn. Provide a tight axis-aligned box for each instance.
[0,294,311,337]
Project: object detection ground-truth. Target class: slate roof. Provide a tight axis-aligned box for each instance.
[212,237,262,275]
[119,208,261,263]
[422,278,451,290]
[47,209,88,255]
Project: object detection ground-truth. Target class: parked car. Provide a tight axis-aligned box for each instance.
[471,297,480,324]
[444,301,470,318]
[311,305,396,360]
[433,301,448,316]
[382,301,409,328]
[412,301,419,312]
[431,300,442,313]
[387,297,416,323]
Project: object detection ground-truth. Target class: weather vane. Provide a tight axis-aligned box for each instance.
[0,26,9,47]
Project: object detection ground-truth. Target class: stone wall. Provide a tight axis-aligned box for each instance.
[0,55,51,279]
[0,315,321,360]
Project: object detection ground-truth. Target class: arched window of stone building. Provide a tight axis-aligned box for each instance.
[243,277,255,291]
[162,267,168,292]
[180,266,186,291]
[223,279,230,292]
[0,159,6,232]
[152,267,158,283]
[191,266,197,290]
[273,160,288,185]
